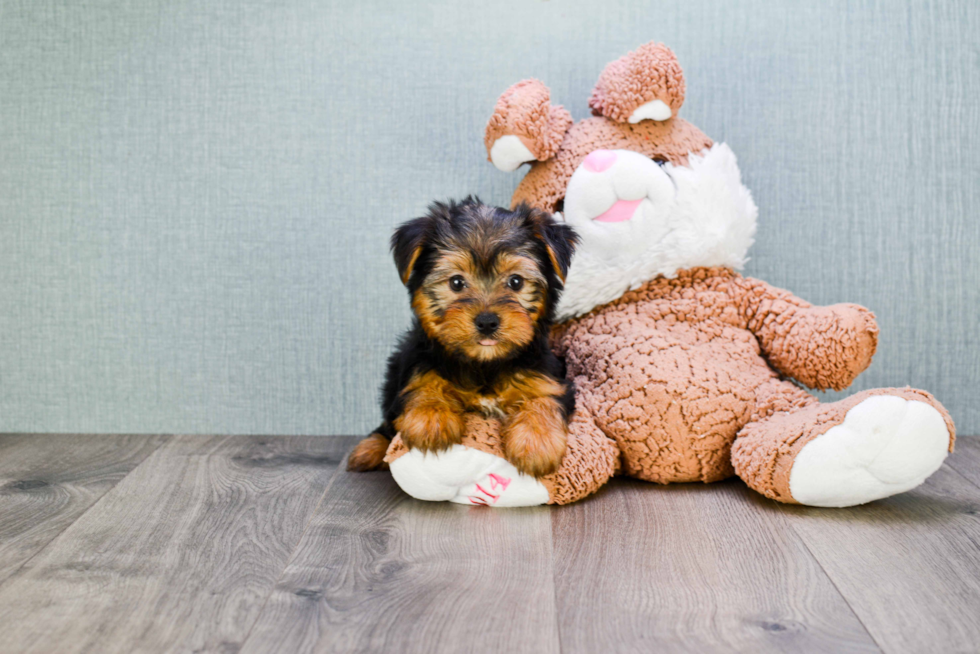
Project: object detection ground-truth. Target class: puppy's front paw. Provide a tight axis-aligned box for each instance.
[502,399,568,477]
[395,405,465,453]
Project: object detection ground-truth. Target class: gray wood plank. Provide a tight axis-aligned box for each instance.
[0,434,355,654]
[779,463,980,654]
[240,465,560,654]
[0,433,168,585]
[946,436,980,489]
[552,478,880,654]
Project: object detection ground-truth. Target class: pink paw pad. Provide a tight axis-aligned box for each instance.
[489,473,512,490]
[468,474,513,505]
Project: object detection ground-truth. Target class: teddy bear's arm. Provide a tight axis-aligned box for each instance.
[735,277,879,391]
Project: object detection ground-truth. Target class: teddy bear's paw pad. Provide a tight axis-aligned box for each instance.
[789,395,950,507]
[389,444,550,507]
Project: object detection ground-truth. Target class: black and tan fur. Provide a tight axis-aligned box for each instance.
[348,198,578,477]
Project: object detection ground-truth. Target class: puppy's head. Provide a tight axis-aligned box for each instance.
[392,197,577,362]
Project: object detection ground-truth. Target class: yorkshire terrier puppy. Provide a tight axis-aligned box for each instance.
[348,197,579,477]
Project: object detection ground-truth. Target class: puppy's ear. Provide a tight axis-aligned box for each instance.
[521,204,579,284]
[392,202,454,285]
[391,216,431,286]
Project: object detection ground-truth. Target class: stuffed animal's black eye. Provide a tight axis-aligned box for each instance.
[507,275,524,291]
[449,275,466,292]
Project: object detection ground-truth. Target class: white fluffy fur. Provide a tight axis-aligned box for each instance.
[555,143,758,321]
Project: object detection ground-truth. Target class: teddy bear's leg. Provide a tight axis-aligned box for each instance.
[731,384,954,507]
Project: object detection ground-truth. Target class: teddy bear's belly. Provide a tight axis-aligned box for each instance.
[570,319,781,484]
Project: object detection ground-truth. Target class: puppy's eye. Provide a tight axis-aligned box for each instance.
[507,275,524,291]
[449,275,466,292]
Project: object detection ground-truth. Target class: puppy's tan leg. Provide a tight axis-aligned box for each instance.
[502,396,568,477]
[498,372,569,477]
[347,433,391,472]
[394,370,465,452]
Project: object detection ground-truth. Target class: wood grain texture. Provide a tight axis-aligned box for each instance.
[551,478,879,654]
[0,435,354,654]
[779,463,980,654]
[0,433,168,585]
[946,437,980,490]
[240,465,560,654]
[2,435,977,653]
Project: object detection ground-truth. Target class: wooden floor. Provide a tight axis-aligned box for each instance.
[0,435,979,654]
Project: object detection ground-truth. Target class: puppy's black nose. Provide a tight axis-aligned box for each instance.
[475,312,500,336]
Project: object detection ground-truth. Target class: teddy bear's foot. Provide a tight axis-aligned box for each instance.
[732,388,955,507]
[387,442,550,507]
[788,395,950,507]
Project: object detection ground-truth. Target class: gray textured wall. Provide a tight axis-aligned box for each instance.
[1,0,978,436]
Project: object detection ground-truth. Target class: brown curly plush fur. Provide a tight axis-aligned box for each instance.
[552,267,954,493]
[589,42,686,121]
[484,79,573,164]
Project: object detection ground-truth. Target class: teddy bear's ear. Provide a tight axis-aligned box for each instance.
[484,79,573,172]
[589,42,686,124]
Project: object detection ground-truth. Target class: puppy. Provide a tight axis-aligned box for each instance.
[348,197,578,477]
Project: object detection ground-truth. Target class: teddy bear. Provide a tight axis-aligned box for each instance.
[383,42,955,508]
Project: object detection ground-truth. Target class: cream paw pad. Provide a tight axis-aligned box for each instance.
[789,394,952,507]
